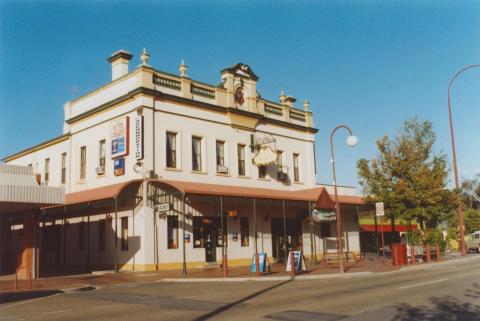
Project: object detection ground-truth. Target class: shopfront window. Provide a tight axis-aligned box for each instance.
[240,217,249,247]
[121,217,128,251]
[167,215,179,249]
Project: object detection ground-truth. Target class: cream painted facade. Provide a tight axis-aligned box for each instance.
[4,49,361,273]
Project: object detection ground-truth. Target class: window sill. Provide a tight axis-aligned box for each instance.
[97,174,106,178]
[293,181,304,185]
[216,173,230,177]
[192,170,208,175]
[257,177,270,181]
[237,175,251,179]
[77,179,86,184]
[165,167,182,172]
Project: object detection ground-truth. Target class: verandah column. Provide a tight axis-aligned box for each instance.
[253,198,260,276]
[114,196,118,273]
[181,192,187,275]
[282,200,287,263]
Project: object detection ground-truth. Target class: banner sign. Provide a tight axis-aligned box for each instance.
[155,203,170,212]
[135,115,144,160]
[251,252,271,273]
[285,251,307,272]
[111,116,129,159]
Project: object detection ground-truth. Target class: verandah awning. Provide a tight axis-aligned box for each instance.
[41,178,365,213]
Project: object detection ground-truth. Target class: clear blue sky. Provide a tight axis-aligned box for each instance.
[1,1,479,190]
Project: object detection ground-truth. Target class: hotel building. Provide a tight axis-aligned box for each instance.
[1,49,362,277]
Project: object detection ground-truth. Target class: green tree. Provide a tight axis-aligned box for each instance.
[357,117,458,232]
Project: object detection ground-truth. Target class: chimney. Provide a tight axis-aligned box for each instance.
[108,50,133,81]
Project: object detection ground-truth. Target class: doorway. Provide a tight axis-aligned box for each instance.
[271,218,302,261]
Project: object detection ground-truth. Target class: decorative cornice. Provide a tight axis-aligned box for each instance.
[2,134,70,162]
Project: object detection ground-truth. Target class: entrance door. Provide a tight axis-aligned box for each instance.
[204,220,217,263]
[271,218,302,261]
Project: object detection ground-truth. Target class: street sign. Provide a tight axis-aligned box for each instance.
[155,203,170,212]
[376,202,384,217]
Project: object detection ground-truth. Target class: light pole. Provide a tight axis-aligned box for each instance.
[448,64,480,256]
[330,125,358,273]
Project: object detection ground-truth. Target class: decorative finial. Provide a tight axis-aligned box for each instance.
[140,48,150,66]
[303,100,310,111]
[279,90,286,104]
[179,59,188,77]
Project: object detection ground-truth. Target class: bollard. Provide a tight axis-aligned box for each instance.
[255,253,260,277]
[410,244,415,264]
[223,255,228,278]
[290,251,296,276]
[436,243,441,262]
[426,245,431,263]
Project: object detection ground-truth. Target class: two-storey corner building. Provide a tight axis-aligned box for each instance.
[2,49,363,277]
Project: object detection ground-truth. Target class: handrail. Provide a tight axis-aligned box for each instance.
[14,266,32,291]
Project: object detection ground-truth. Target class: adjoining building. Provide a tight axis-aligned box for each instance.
[2,49,363,277]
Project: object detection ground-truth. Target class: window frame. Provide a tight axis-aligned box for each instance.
[191,136,203,172]
[166,132,177,168]
[44,158,50,184]
[80,146,87,180]
[293,153,300,182]
[237,144,246,176]
[61,153,67,184]
[99,139,106,168]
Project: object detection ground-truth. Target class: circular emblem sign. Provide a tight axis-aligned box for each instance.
[234,87,245,106]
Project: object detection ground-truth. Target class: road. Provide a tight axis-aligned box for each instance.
[1,257,479,321]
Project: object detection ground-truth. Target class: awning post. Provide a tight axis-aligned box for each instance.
[182,192,187,275]
[253,198,260,276]
[114,196,118,273]
[309,202,317,265]
[282,200,287,263]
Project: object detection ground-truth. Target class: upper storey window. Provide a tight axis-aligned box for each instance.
[166,132,177,168]
[80,146,86,180]
[192,136,202,171]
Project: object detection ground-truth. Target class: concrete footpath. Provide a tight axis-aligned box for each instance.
[1,253,479,304]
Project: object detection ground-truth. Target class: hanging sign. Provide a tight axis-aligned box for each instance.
[253,146,277,166]
[312,209,336,222]
[110,116,129,158]
[134,115,144,160]
[155,203,170,212]
[285,251,307,272]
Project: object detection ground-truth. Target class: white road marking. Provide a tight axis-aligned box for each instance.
[398,278,449,290]
[40,309,71,315]
[93,304,121,309]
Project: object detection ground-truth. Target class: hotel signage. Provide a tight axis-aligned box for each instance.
[110,116,129,159]
[134,115,144,160]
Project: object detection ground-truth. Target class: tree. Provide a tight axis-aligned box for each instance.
[357,117,458,231]
[462,174,480,210]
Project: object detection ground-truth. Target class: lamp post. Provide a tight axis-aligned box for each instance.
[330,125,358,273]
[448,64,480,256]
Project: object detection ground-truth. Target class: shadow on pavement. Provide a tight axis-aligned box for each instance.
[0,289,63,304]
[392,283,480,321]
[192,278,294,321]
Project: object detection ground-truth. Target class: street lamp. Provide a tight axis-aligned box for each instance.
[330,125,358,273]
[448,64,480,256]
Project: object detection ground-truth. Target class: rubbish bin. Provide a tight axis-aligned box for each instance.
[392,243,407,266]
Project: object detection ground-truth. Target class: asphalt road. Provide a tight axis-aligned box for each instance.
[1,256,480,321]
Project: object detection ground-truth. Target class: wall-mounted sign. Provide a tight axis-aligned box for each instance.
[110,116,129,159]
[184,233,191,243]
[114,158,125,176]
[155,203,170,212]
[253,146,277,166]
[135,115,144,160]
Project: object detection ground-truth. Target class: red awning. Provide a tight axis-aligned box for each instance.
[360,224,418,232]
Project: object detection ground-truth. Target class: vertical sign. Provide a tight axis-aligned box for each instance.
[135,115,144,160]
[110,116,129,158]
[376,202,385,217]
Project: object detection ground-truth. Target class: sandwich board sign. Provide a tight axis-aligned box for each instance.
[251,252,271,273]
[285,251,307,272]
[376,202,385,217]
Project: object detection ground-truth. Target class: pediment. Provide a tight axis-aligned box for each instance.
[221,63,259,81]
